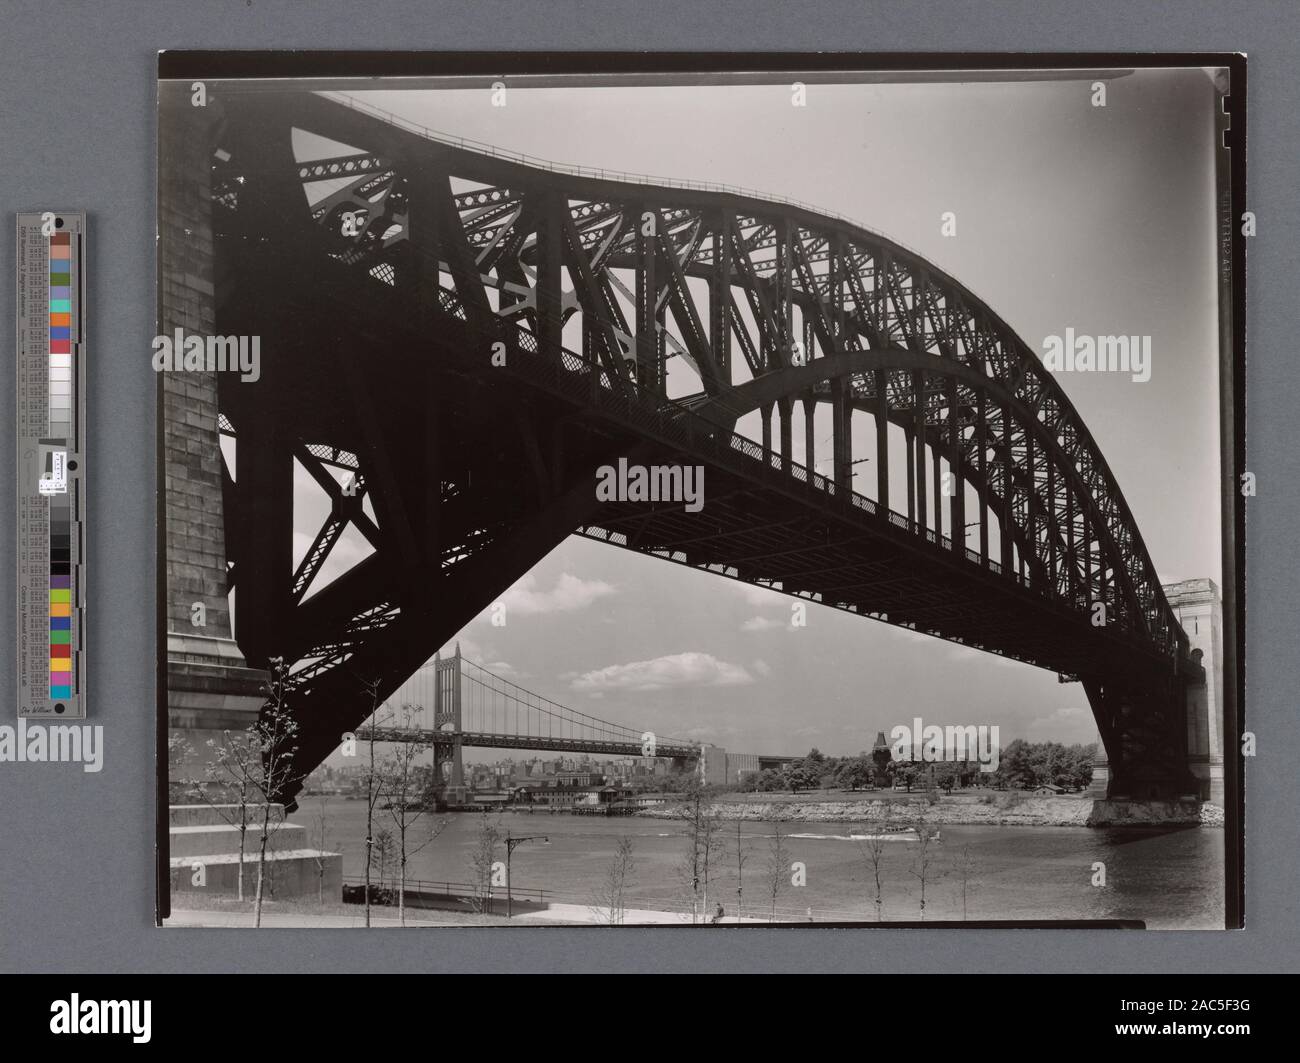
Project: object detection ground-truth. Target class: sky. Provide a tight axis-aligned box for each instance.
[283,69,1225,761]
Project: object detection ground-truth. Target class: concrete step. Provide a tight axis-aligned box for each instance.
[168,803,287,828]
[169,849,342,900]
[169,821,306,858]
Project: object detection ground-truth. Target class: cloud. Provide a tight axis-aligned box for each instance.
[752,659,772,677]
[480,660,519,679]
[676,724,743,740]
[1022,706,1101,745]
[741,616,785,632]
[492,572,615,617]
[571,652,754,695]
[438,637,486,663]
[728,581,787,607]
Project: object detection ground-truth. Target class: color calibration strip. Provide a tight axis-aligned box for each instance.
[16,212,86,719]
[48,231,73,700]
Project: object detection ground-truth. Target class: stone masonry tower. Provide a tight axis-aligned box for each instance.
[159,88,268,784]
[1164,578,1225,803]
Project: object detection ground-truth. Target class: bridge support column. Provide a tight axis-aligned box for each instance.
[912,372,927,530]
[537,190,564,374]
[778,396,794,473]
[948,377,965,554]
[873,370,889,510]
[904,425,915,523]
[803,396,817,479]
[1084,673,1199,801]
[635,199,662,393]
[932,445,942,540]
[831,378,851,493]
[1000,401,1014,570]
[710,211,731,381]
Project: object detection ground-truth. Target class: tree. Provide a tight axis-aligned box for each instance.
[953,844,978,921]
[167,732,195,804]
[781,761,820,794]
[675,780,724,923]
[250,660,303,927]
[906,823,944,921]
[1064,742,1097,790]
[309,795,337,906]
[591,835,636,925]
[988,739,1096,791]
[893,761,920,793]
[836,755,874,791]
[372,828,396,890]
[468,816,502,913]
[358,678,387,927]
[994,738,1035,790]
[765,822,791,921]
[857,836,889,920]
[746,768,785,792]
[923,767,941,805]
[196,729,258,902]
[931,761,962,794]
[1029,741,1066,788]
[381,704,444,926]
[733,819,754,921]
[199,658,303,926]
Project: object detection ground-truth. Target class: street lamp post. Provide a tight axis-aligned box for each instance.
[504,832,549,918]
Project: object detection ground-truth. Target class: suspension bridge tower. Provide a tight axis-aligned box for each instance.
[432,644,467,804]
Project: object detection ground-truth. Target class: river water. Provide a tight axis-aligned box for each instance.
[301,797,1224,928]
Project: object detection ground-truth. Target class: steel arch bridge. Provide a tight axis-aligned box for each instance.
[189,89,1203,807]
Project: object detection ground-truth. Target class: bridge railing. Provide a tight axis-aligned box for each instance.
[341,873,880,922]
[342,875,549,904]
[317,91,930,261]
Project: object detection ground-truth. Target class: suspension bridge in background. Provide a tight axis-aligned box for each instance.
[361,644,795,791]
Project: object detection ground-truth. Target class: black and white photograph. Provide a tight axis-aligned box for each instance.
[157,60,1242,930]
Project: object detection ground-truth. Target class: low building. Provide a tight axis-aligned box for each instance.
[513,783,628,809]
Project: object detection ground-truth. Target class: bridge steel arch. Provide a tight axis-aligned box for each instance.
[172,89,1203,806]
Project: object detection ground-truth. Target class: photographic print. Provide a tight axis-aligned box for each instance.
[157,57,1242,929]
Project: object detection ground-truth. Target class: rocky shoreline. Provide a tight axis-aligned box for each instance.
[636,794,1225,828]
